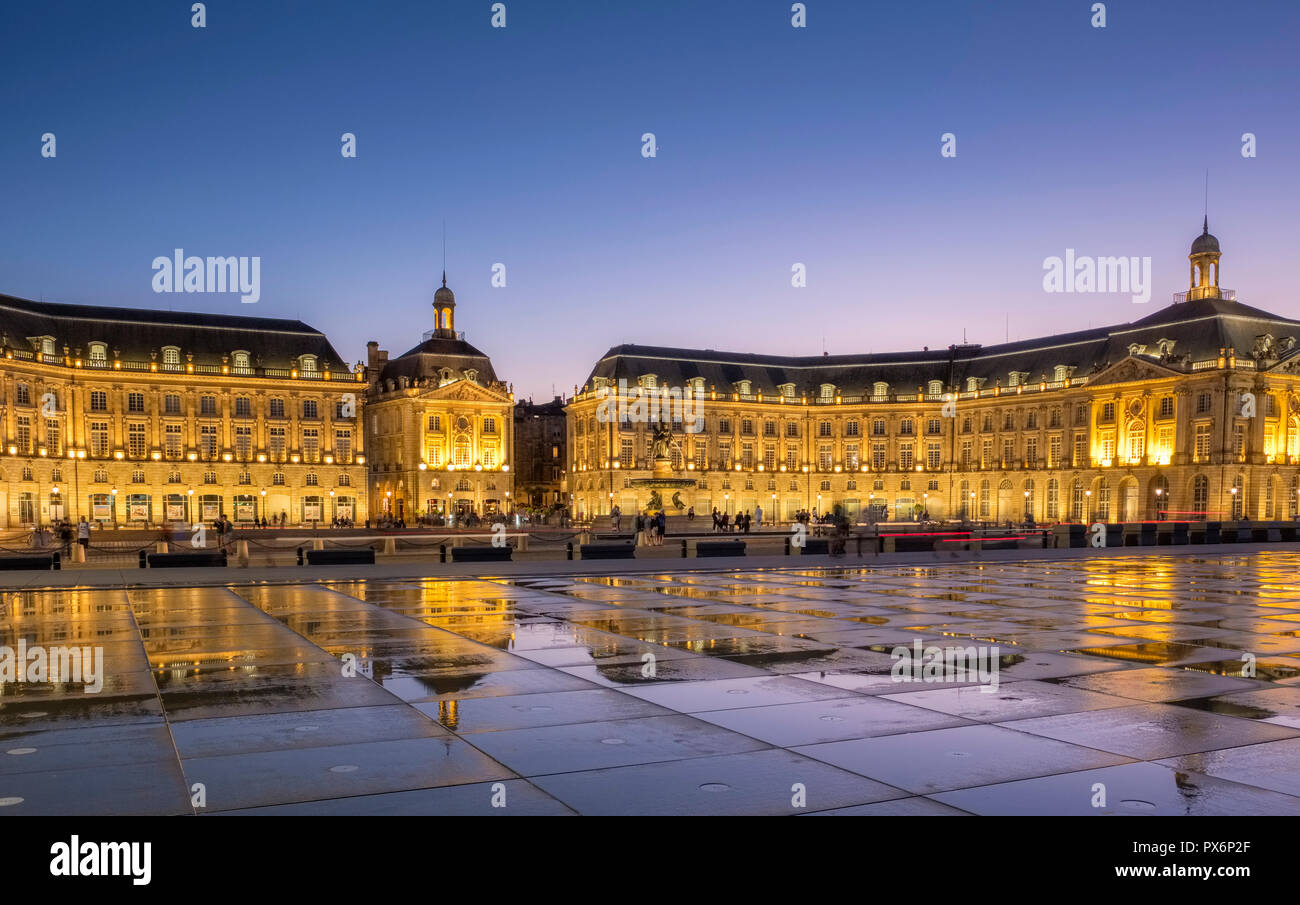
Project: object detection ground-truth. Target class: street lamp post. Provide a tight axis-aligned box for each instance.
[1085,489,1093,523]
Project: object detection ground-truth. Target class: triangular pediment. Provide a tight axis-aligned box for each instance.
[1087,355,1180,387]
[424,379,511,403]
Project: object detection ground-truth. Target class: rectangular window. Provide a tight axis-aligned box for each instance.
[961,440,972,467]
[127,392,145,413]
[926,443,941,470]
[335,429,351,463]
[899,443,914,471]
[1073,434,1087,467]
[45,419,61,456]
[765,445,777,469]
[1049,436,1062,468]
[302,428,319,463]
[165,424,183,459]
[201,425,219,460]
[303,399,318,419]
[235,425,252,460]
[1194,423,1211,460]
[269,426,286,460]
[742,443,755,469]
[872,443,886,470]
[201,395,218,416]
[90,422,109,457]
[483,446,497,468]
[817,444,832,470]
[269,398,285,418]
[164,394,181,415]
[1025,436,1038,464]
[620,438,634,465]
[784,445,797,469]
[128,423,147,458]
[234,397,251,418]
[90,390,107,412]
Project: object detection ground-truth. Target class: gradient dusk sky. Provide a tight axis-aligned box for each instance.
[2,0,1298,399]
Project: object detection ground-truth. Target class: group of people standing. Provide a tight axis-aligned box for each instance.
[711,506,762,534]
[635,510,667,546]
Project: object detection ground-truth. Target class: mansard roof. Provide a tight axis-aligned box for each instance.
[583,296,1300,396]
[0,292,351,370]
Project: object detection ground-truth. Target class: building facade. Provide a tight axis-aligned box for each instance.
[0,294,367,529]
[366,275,515,522]
[566,225,1300,524]
[513,396,567,508]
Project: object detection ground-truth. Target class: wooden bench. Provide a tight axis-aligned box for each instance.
[451,545,513,563]
[579,543,636,560]
[306,548,376,565]
[0,553,60,571]
[696,540,746,557]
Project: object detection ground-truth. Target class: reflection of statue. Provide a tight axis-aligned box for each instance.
[651,422,672,460]
[648,490,663,511]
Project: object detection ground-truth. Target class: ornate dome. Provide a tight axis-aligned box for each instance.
[1191,218,1220,255]
[434,272,455,305]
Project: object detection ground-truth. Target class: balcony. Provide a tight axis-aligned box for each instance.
[1173,287,1235,303]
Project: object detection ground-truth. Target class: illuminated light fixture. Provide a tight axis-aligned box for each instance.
[801,465,809,473]
[687,462,695,471]
[257,453,267,463]
[324,455,334,464]
[290,454,299,463]
[151,451,162,461]
[187,488,194,496]
[475,463,482,471]
[860,465,868,472]
[734,463,741,471]
[188,452,198,461]
[501,465,508,472]
[356,455,365,464]
[613,461,620,469]
[779,464,786,472]
[757,464,764,472]
[834,465,841,473]
[418,462,427,470]
[114,450,124,459]
[223,453,233,462]
[77,450,86,458]
[38,448,47,457]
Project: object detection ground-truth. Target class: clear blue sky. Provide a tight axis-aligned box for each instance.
[2,0,1297,399]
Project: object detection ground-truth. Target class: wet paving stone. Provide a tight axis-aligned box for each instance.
[11,550,1300,813]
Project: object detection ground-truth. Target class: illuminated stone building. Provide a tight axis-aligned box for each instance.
[365,275,515,522]
[0,294,367,528]
[567,224,1300,524]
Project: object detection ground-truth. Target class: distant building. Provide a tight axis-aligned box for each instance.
[365,274,514,522]
[567,224,1300,524]
[0,294,367,528]
[513,396,567,507]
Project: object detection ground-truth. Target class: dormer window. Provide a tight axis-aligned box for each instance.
[1008,371,1029,387]
[300,355,318,373]
[1053,365,1072,383]
[966,377,985,392]
[162,346,181,369]
[232,350,251,372]
[688,377,706,395]
[927,380,943,397]
[778,383,795,398]
[34,336,56,359]
[820,383,836,399]
[88,342,108,366]
[734,380,752,396]
[638,374,658,389]
[871,382,888,399]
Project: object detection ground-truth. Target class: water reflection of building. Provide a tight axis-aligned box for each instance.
[365,275,515,522]
[567,225,1300,524]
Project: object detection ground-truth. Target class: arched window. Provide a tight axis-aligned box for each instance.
[928,380,943,397]
[232,350,251,372]
[162,346,181,370]
[1071,479,1084,521]
[300,355,317,373]
[979,479,990,519]
[1097,478,1111,520]
[1231,474,1244,519]
[872,382,888,399]
[1151,474,1169,521]
[1127,422,1145,462]
[1193,475,1209,516]
[88,342,108,366]
[1047,478,1059,520]
[1023,479,1034,520]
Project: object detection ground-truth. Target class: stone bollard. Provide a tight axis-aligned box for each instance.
[157,541,168,553]
[73,543,86,564]
[313,538,325,551]
[383,537,396,555]
[236,539,250,568]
